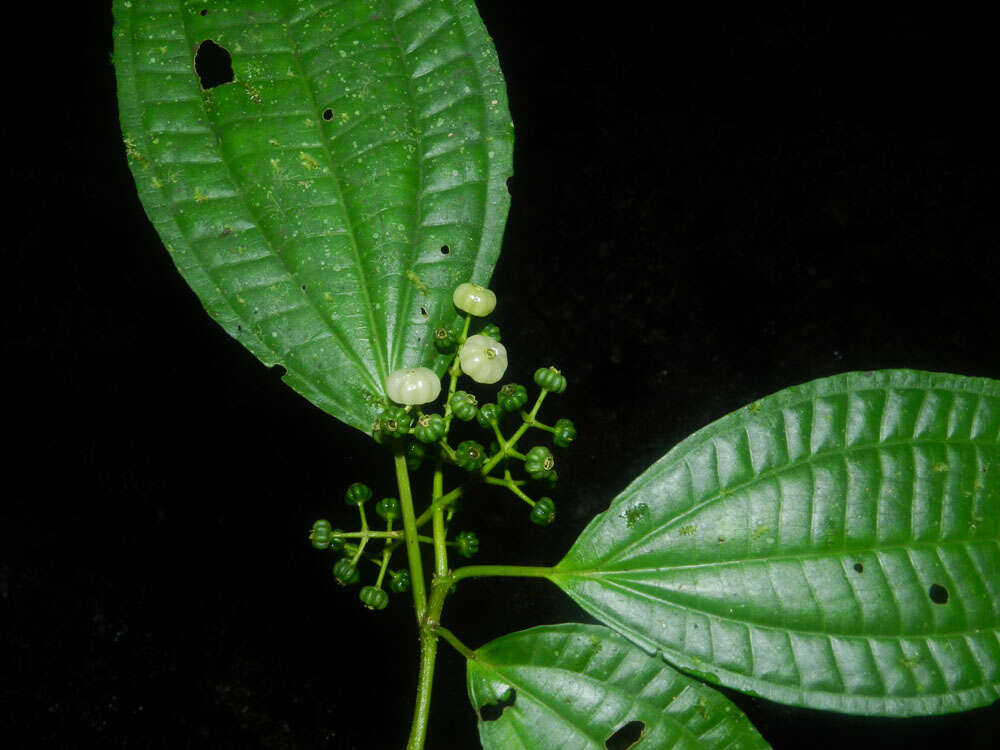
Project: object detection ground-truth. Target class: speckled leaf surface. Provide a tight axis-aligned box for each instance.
[112,0,513,434]
[468,623,770,749]
[553,370,1000,716]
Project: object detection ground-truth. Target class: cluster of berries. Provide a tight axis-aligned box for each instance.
[309,282,577,607]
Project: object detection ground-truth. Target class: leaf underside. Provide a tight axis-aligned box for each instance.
[553,370,1000,716]
[112,0,513,434]
[468,623,770,749]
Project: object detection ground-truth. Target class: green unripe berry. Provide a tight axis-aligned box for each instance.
[381,405,412,438]
[553,418,577,448]
[405,441,425,471]
[333,558,360,586]
[476,402,501,428]
[450,391,479,421]
[433,326,457,354]
[414,413,447,444]
[345,482,373,506]
[328,529,346,552]
[456,531,480,558]
[477,323,501,341]
[310,523,331,549]
[530,497,556,526]
[359,585,389,610]
[389,569,411,593]
[534,366,567,394]
[455,440,486,471]
[376,497,402,521]
[524,446,556,480]
[497,383,528,412]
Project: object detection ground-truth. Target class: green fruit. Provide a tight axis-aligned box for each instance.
[381,405,412,438]
[376,497,402,521]
[389,570,411,593]
[310,519,332,549]
[359,585,389,610]
[477,323,501,341]
[344,482,373,506]
[552,418,577,448]
[530,497,556,526]
[328,529,346,552]
[405,441,425,471]
[524,446,556,480]
[456,531,480,558]
[455,440,486,471]
[333,558,360,586]
[476,402,501,428]
[533,366,567,394]
[497,383,528,412]
[414,413,447,444]
[433,326,456,354]
[449,391,479,421]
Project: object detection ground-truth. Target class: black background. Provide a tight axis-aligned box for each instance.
[5,1,1000,748]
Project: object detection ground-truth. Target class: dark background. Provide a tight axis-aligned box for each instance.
[5,1,1000,748]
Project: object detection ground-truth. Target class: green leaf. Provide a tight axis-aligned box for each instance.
[553,370,1000,716]
[467,623,770,749]
[112,0,513,434]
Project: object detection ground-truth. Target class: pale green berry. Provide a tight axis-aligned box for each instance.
[386,367,441,405]
[452,283,497,317]
[458,334,508,384]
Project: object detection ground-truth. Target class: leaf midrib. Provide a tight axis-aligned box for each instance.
[278,0,389,387]
[587,433,998,570]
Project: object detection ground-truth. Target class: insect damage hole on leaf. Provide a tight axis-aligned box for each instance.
[322,108,333,121]
[928,583,949,604]
[605,720,645,750]
[853,562,864,573]
[479,688,516,721]
[440,244,450,254]
[194,39,234,89]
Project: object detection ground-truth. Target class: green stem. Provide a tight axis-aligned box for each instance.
[432,464,448,578]
[449,564,556,585]
[394,449,427,621]
[479,392,545,476]
[406,572,451,750]
[434,625,476,661]
[407,627,438,750]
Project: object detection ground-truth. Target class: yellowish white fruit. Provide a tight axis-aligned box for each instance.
[386,367,442,405]
[459,335,508,384]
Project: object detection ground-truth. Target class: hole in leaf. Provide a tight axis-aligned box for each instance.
[928,583,949,604]
[479,688,515,722]
[194,39,234,89]
[440,244,450,254]
[200,8,209,15]
[605,720,645,750]
[853,563,864,573]
[322,108,333,121]
[505,175,514,195]
[420,306,429,319]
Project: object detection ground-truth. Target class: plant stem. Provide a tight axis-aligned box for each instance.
[407,627,439,750]
[431,464,448,578]
[449,564,556,584]
[434,625,476,661]
[394,449,427,620]
[406,572,451,750]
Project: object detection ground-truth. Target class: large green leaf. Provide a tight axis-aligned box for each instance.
[467,623,770,749]
[552,370,1000,716]
[112,0,513,434]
